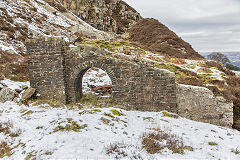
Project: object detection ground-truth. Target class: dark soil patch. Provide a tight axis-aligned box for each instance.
[127,18,204,60]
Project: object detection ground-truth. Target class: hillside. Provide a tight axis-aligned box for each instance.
[0,0,240,159]
[127,18,204,60]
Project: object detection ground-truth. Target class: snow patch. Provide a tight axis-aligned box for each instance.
[0,79,30,90]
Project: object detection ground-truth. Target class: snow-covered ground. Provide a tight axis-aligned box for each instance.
[1,101,240,159]
[0,79,30,90]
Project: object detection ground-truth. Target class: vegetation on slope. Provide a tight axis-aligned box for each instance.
[127,18,204,60]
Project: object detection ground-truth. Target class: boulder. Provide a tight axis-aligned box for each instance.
[21,87,36,101]
[0,88,16,102]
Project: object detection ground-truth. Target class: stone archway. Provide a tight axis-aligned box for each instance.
[74,67,113,101]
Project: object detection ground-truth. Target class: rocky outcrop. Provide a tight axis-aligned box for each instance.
[48,0,141,34]
[177,84,233,128]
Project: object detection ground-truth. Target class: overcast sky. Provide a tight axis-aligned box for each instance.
[123,0,240,53]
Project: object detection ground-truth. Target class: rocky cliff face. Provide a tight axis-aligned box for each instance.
[44,0,141,34]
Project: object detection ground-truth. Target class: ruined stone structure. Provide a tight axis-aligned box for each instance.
[26,37,234,128]
[26,37,177,112]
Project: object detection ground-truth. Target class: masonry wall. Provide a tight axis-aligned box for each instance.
[26,38,67,103]
[26,38,177,112]
[64,45,178,112]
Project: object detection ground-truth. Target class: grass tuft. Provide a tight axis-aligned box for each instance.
[142,130,191,155]
[208,142,218,146]
[162,111,179,119]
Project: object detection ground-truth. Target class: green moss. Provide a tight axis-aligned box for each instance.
[90,40,133,52]
[154,63,197,81]
[143,117,153,121]
[169,147,184,154]
[104,113,114,118]
[79,109,102,115]
[111,110,125,116]
[208,142,218,146]
[78,94,99,106]
[197,74,217,84]
[186,65,196,69]
[92,109,101,112]
[154,63,177,72]
[53,119,87,132]
[36,126,43,129]
[67,118,73,122]
[25,153,36,160]
[162,111,179,119]
[184,146,194,151]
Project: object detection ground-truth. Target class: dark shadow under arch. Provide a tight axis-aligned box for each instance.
[74,67,90,101]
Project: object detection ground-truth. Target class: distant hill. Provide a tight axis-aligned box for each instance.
[201,52,240,67]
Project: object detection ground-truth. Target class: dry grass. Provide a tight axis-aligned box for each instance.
[0,121,21,138]
[232,148,240,155]
[0,121,21,158]
[142,131,190,154]
[105,142,143,159]
[128,18,204,59]
[0,49,29,81]
[178,77,203,87]
[206,60,235,76]
[0,141,12,158]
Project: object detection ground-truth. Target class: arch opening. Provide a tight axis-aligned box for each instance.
[75,67,113,106]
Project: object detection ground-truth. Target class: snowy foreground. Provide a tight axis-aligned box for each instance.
[1,101,240,160]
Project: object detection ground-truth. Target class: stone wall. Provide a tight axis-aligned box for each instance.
[45,0,141,34]
[177,84,233,128]
[26,38,177,112]
[26,38,67,103]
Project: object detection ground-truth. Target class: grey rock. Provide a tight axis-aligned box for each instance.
[177,84,233,128]
[0,88,16,103]
[21,87,36,101]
